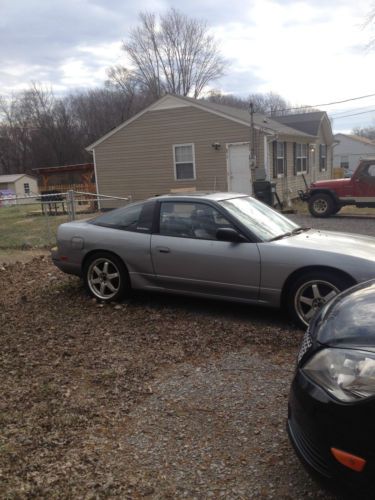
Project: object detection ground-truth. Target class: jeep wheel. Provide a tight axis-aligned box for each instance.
[308,193,335,218]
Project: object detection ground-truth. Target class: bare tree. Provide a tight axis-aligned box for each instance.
[363,3,375,49]
[123,8,225,98]
[0,84,90,174]
[248,92,290,116]
[0,81,159,175]
[352,125,375,140]
[206,90,291,116]
[205,91,249,109]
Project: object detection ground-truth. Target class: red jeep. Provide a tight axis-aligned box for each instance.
[299,159,375,217]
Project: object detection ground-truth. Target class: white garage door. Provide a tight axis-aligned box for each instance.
[227,144,252,195]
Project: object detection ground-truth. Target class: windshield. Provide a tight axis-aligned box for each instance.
[219,196,300,241]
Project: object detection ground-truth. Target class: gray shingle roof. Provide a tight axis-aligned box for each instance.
[179,96,315,138]
[272,111,326,136]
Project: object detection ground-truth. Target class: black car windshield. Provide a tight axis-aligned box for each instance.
[219,196,300,241]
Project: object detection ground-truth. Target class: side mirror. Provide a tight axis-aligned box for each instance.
[216,227,247,243]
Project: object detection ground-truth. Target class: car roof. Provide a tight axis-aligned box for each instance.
[148,192,249,202]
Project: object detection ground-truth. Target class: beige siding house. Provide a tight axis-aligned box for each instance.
[0,174,39,203]
[272,112,334,204]
[87,95,334,207]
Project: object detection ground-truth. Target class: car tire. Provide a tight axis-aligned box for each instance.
[83,252,130,302]
[287,270,353,329]
[308,193,335,218]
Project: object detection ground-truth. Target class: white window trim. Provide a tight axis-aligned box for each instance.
[173,143,196,181]
[276,142,285,178]
[296,143,308,175]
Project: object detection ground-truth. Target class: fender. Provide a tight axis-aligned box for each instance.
[309,188,340,204]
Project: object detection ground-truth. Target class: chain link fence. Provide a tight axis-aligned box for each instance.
[0,190,131,251]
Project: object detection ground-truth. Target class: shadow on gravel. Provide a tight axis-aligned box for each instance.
[330,214,375,220]
[128,290,292,329]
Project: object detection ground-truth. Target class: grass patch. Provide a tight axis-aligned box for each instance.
[0,204,95,250]
[0,204,67,249]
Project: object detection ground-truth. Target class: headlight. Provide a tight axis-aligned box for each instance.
[303,348,375,402]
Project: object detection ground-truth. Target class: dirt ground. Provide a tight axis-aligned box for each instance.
[0,256,337,499]
[0,248,49,265]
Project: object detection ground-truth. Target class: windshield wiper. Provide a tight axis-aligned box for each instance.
[269,227,311,242]
[269,232,292,241]
[291,226,311,235]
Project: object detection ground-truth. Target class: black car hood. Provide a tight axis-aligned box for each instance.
[312,280,375,348]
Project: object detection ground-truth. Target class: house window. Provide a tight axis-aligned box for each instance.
[340,155,349,169]
[276,142,285,177]
[320,144,327,171]
[24,183,30,195]
[173,144,196,181]
[296,144,308,174]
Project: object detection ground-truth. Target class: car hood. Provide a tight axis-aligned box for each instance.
[277,229,375,261]
[310,280,375,348]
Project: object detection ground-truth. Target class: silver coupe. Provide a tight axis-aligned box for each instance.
[52,193,375,327]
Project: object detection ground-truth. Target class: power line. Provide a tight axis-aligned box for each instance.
[329,109,375,120]
[279,92,375,112]
[329,103,375,117]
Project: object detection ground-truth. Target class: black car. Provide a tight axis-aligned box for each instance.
[288,280,375,497]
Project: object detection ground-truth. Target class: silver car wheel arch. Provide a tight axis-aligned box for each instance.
[87,257,121,300]
[294,279,340,327]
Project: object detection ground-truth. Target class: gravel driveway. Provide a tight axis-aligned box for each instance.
[4,214,374,498]
[288,212,375,237]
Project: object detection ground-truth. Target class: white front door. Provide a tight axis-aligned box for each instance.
[227,144,252,194]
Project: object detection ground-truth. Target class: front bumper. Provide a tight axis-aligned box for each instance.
[297,189,310,202]
[288,369,375,495]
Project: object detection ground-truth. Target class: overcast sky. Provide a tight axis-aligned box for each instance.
[1,0,375,132]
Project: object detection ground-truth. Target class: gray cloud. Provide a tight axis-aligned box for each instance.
[0,1,134,64]
[1,0,255,93]
[0,0,170,92]
[217,68,266,96]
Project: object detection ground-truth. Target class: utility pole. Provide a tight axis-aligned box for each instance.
[249,101,256,171]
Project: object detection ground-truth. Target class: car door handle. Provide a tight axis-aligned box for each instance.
[156,246,170,253]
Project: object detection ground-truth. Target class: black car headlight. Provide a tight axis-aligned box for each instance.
[303,348,375,402]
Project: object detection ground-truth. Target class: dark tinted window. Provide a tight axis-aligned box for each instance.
[93,203,143,231]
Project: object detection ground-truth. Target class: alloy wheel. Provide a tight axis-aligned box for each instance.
[294,279,340,326]
[87,257,121,300]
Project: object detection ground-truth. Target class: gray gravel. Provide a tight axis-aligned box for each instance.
[122,346,334,499]
[287,213,375,237]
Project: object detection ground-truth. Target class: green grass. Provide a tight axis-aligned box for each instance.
[0,204,68,249]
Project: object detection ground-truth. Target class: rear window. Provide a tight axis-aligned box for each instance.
[93,203,145,231]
